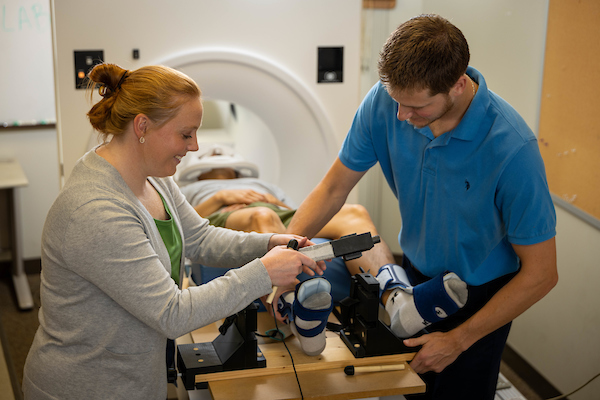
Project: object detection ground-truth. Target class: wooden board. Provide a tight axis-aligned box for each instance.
[362,0,396,9]
[538,0,600,221]
[188,312,425,399]
[209,367,424,400]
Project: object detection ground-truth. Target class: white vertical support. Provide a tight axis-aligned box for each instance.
[11,186,34,310]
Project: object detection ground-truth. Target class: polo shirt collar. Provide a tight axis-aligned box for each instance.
[450,66,490,141]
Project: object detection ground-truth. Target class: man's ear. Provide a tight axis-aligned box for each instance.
[450,75,469,97]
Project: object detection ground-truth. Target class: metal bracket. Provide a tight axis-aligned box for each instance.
[338,272,416,358]
[177,303,266,390]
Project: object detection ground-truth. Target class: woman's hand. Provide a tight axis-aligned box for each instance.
[260,287,289,323]
[261,237,326,287]
[261,235,327,321]
[266,235,328,277]
[267,234,313,251]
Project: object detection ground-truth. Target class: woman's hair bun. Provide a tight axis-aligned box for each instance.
[87,63,127,98]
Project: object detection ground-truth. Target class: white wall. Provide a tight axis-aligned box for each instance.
[359,1,600,398]
[0,129,59,259]
[512,206,600,399]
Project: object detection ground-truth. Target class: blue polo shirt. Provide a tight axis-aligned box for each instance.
[339,67,556,286]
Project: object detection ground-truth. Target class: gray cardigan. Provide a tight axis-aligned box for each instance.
[23,150,273,399]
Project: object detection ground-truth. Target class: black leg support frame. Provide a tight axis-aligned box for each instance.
[177,302,266,390]
[338,272,417,358]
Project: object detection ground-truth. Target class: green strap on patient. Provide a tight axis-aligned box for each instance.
[206,201,296,228]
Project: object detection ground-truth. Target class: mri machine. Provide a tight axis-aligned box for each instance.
[52,0,363,206]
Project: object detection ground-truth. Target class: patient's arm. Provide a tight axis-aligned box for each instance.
[193,189,289,216]
[263,193,292,209]
[193,189,266,216]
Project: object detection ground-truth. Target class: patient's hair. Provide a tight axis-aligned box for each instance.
[198,168,238,180]
[378,14,469,96]
[86,63,201,140]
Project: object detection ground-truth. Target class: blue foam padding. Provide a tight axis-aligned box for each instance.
[413,273,460,323]
[191,238,351,305]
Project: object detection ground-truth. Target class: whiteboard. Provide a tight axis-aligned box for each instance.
[0,0,56,127]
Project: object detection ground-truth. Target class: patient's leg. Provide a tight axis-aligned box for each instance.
[314,204,396,276]
[225,206,287,233]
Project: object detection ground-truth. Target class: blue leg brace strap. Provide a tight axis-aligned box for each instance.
[278,298,293,320]
[413,273,461,324]
[376,264,412,304]
[278,278,333,338]
[292,300,333,337]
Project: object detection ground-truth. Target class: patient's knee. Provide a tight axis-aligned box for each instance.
[248,207,286,233]
[340,204,371,222]
[337,204,378,233]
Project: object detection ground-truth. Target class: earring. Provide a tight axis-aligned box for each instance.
[139,136,145,144]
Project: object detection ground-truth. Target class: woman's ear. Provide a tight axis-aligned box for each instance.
[133,114,149,139]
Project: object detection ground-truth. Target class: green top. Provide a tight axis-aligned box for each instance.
[154,193,183,284]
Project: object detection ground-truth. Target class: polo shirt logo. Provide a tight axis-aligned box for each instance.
[465,179,471,191]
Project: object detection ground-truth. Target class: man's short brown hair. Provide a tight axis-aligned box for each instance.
[378,14,470,96]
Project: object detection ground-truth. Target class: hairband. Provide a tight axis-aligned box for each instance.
[115,70,129,91]
[97,70,129,98]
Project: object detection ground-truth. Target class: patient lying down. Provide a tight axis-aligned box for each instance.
[176,146,467,356]
[185,167,389,273]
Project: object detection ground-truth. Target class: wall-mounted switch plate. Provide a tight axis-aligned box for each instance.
[318,47,343,83]
[74,50,104,89]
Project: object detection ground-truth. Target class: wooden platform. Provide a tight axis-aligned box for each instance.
[187,311,426,400]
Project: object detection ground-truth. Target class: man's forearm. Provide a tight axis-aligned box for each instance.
[287,157,367,238]
[453,238,558,351]
[287,183,345,238]
[404,238,558,374]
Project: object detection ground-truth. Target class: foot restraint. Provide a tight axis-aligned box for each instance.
[375,264,468,338]
[376,263,413,300]
[278,277,333,356]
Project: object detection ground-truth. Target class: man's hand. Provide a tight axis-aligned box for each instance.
[403,330,466,374]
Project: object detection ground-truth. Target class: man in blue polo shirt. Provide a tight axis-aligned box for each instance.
[287,14,557,400]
